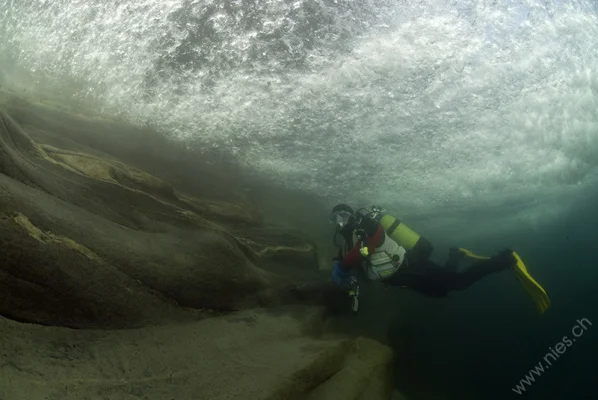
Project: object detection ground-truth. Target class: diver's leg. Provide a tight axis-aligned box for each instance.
[383,260,451,297]
[385,250,516,295]
[449,249,516,290]
[444,247,465,271]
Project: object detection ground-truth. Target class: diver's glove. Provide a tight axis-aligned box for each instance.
[332,261,350,285]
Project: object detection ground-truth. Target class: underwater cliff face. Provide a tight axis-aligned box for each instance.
[0,96,396,400]
[0,95,335,327]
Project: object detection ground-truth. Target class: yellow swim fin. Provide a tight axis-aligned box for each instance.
[458,248,550,314]
[511,251,551,314]
[458,248,490,261]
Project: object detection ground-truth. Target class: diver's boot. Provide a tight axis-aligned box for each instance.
[445,247,465,271]
[490,248,517,271]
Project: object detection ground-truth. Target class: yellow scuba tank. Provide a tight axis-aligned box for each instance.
[379,214,433,261]
[354,206,434,261]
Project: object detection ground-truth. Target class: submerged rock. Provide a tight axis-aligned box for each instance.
[0,96,394,399]
[0,100,330,327]
[0,308,394,400]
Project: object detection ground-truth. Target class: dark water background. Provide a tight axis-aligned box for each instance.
[313,195,598,399]
[383,189,598,399]
[261,173,598,399]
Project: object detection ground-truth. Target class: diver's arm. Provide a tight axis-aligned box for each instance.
[339,224,385,271]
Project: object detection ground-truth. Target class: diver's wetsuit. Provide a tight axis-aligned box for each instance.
[380,253,512,297]
[337,221,514,297]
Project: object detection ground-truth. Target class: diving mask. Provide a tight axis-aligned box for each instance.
[329,210,353,229]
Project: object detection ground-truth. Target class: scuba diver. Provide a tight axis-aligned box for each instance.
[329,204,550,313]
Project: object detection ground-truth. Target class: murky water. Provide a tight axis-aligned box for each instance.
[1,0,597,229]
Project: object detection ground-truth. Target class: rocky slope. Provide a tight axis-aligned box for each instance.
[0,94,395,400]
